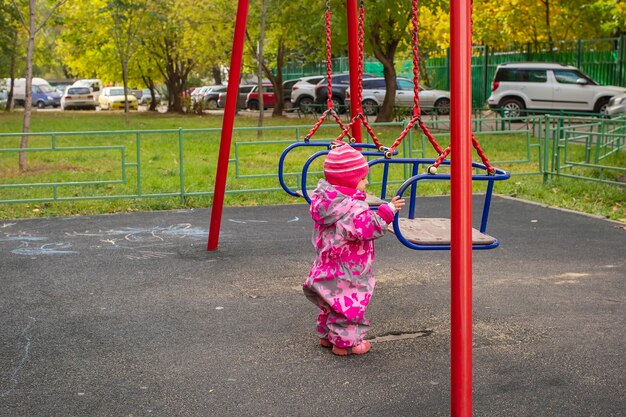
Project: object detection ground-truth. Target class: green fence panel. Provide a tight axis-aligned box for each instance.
[540,115,626,186]
[1,115,624,206]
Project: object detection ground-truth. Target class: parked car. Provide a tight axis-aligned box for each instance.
[606,93,626,117]
[345,77,451,116]
[98,87,138,110]
[246,84,275,110]
[54,84,72,96]
[31,84,61,108]
[290,75,325,112]
[190,86,210,105]
[243,80,298,110]
[487,62,626,117]
[8,77,61,108]
[188,86,201,101]
[282,78,301,109]
[60,86,97,110]
[71,79,103,102]
[133,88,161,106]
[9,78,61,108]
[201,85,228,109]
[314,73,376,113]
[217,85,255,109]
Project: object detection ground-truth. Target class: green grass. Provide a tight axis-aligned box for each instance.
[0,110,624,222]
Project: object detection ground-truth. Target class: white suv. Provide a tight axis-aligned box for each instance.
[289,75,325,112]
[487,62,626,117]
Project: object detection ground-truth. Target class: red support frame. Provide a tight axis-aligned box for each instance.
[209,3,476,415]
[346,0,363,142]
[450,0,474,416]
[207,0,250,251]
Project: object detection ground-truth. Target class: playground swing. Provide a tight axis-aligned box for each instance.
[280,0,510,251]
[365,0,510,250]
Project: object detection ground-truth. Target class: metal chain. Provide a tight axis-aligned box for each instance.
[331,0,385,150]
[411,0,421,117]
[303,1,354,142]
[357,3,365,107]
[325,10,334,110]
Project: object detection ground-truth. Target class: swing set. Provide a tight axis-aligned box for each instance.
[208,1,508,415]
[277,0,509,250]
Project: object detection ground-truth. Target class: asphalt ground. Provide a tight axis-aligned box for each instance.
[0,196,624,417]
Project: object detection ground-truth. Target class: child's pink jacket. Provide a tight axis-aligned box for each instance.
[303,179,395,348]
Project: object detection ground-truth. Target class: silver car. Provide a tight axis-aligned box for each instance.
[345,77,450,116]
[289,75,325,112]
[60,86,97,110]
[606,93,626,116]
[191,86,211,105]
[217,85,255,109]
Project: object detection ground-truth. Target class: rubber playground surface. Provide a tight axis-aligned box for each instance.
[1,196,624,416]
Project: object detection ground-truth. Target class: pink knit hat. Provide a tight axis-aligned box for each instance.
[323,142,369,189]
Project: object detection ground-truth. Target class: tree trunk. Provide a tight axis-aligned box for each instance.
[156,38,193,113]
[212,66,222,85]
[147,79,157,111]
[140,73,158,111]
[542,0,554,51]
[5,32,17,112]
[165,72,187,113]
[256,0,267,138]
[122,59,130,124]
[271,38,285,117]
[246,28,284,118]
[374,51,397,123]
[19,0,37,171]
[370,22,399,123]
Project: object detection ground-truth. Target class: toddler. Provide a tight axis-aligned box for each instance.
[303,142,405,355]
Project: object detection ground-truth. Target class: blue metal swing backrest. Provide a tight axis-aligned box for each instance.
[279,142,395,203]
[278,141,332,198]
[368,157,510,251]
[299,143,397,204]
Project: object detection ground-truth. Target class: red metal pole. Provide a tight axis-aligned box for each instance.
[207,0,249,251]
[450,0,473,415]
[346,0,363,143]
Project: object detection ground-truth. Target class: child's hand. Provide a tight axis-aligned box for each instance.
[391,196,405,212]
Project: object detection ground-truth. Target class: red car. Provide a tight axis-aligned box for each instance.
[245,84,275,110]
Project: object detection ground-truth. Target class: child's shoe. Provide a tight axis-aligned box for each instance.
[331,340,371,356]
[320,338,332,348]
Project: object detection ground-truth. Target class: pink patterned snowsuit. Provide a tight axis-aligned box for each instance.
[303,179,395,348]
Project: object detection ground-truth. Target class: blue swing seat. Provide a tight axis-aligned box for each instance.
[280,143,509,250]
[368,157,510,251]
